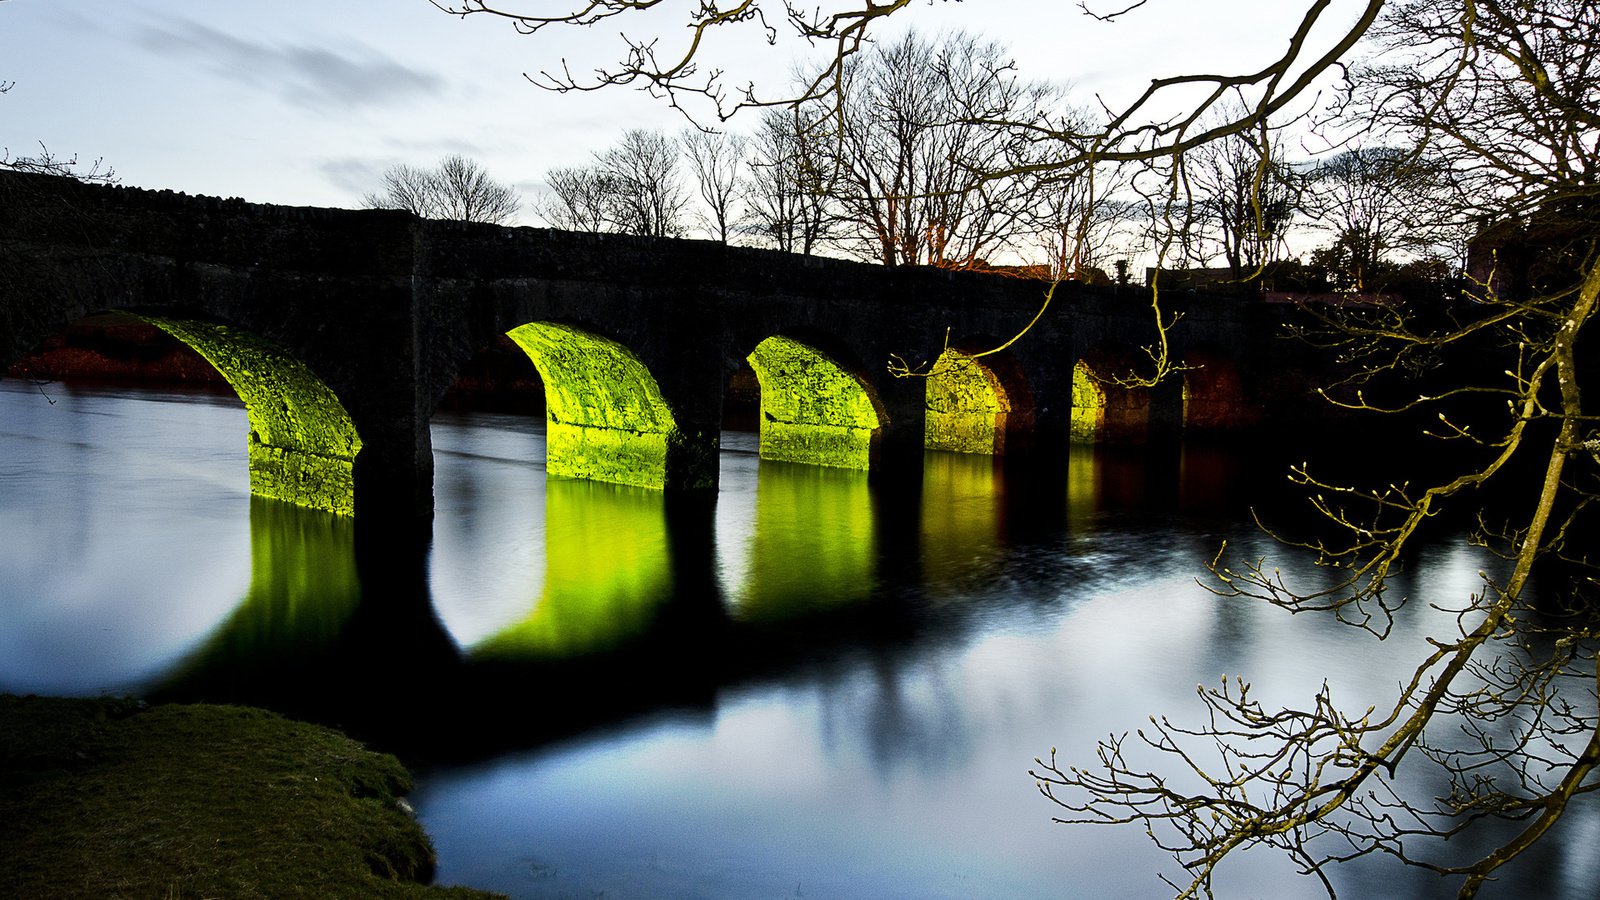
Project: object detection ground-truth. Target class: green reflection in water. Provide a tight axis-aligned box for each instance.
[159,497,362,682]
[138,316,362,515]
[1066,443,1102,531]
[728,460,877,622]
[1066,443,1148,527]
[920,451,1002,591]
[747,335,881,470]
[471,478,672,661]
[507,322,678,490]
[924,350,1008,454]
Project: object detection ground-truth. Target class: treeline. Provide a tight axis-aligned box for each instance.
[367,30,1473,299]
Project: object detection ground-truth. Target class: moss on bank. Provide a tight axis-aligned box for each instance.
[0,695,500,899]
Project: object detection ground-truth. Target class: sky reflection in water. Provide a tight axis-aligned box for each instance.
[2,384,1596,899]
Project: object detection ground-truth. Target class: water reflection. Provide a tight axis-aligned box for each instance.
[920,451,1002,593]
[1066,442,1164,524]
[0,381,249,694]
[1179,442,1245,511]
[4,385,1593,900]
[722,460,877,621]
[471,478,672,661]
[155,497,362,689]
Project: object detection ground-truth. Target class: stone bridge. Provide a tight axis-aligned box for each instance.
[0,170,1298,518]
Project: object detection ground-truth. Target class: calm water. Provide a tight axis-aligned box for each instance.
[2,379,1596,899]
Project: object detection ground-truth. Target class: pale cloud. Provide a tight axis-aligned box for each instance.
[379,135,488,156]
[318,157,385,198]
[137,18,444,111]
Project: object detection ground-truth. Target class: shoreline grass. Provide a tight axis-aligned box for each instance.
[0,694,502,899]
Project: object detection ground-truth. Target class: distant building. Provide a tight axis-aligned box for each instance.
[989,263,1111,285]
[1145,265,1398,304]
[1143,267,1243,290]
[1466,208,1589,303]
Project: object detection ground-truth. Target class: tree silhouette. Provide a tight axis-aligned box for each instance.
[363,155,520,225]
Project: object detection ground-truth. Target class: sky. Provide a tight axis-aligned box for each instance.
[0,0,1377,228]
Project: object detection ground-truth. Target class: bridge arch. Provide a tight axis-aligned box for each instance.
[6,311,363,515]
[1070,348,1161,444]
[1181,343,1254,432]
[501,321,682,490]
[435,333,546,416]
[924,342,1035,455]
[745,332,886,470]
[134,315,364,515]
[5,311,362,515]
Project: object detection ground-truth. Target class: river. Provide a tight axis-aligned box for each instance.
[1,379,1595,899]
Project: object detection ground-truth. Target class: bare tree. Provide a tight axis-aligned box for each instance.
[1303,145,1444,291]
[364,164,436,217]
[1025,162,1137,282]
[539,130,691,236]
[431,0,1387,182]
[593,129,690,238]
[810,30,1051,268]
[1185,123,1305,281]
[742,106,834,255]
[434,155,523,224]
[541,165,614,232]
[681,129,747,243]
[1030,4,1600,896]
[362,154,521,224]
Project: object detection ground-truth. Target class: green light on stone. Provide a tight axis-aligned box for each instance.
[1070,359,1106,444]
[137,316,362,515]
[924,349,1009,454]
[471,478,671,660]
[747,335,882,470]
[727,460,877,621]
[507,322,678,490]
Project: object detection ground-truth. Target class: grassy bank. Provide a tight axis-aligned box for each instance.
[0,695,501,899]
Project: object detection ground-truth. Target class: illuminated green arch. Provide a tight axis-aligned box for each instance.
[137,315,361,515]
[1070,358,1106,443]
[746,335,883,470]
[507,322,678,490]
[925,348,1011,454]
[1073,354,1157,443]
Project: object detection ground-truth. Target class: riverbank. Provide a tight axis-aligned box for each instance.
[0,694,501,899]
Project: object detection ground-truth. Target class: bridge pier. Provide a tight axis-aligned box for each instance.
[350,435,435,521]
[651,331,725,495]
[1148,374,1185,443]
[866,367,927,482]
